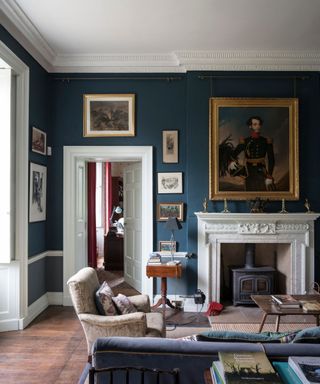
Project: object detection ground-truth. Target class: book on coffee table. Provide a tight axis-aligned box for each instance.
[301,301,320,312]
[289,356,320,384]
[271,295,302,309]
[215,351,282,383]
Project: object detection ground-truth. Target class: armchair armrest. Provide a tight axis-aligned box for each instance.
[79,312,148,355]
[129,294,151,312]
[79,312,147,336]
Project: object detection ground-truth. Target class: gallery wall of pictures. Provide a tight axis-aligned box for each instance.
[2,18,317,303]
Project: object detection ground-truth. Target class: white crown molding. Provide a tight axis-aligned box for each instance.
[52,52,184,73]
[177,50,320,71]
[1,1,320,72]
[0,0,54,71]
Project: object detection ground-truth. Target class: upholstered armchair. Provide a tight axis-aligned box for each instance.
[67,267,165,359]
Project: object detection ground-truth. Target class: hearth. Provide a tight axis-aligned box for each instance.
[232,243,276,305]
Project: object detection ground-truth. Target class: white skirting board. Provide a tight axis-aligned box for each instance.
[18,292,63,331]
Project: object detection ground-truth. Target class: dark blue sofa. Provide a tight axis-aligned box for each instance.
[85,336,320,384]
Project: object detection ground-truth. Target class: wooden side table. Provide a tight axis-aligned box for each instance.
[146,264,182,316]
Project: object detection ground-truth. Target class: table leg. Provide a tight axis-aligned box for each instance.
[275,316,281,332]
[151,277,168,317]
[258,313,267,332]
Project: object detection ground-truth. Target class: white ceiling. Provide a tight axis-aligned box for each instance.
[1,0,320,72]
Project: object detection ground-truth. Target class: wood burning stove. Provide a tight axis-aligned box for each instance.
[232,243,276,305]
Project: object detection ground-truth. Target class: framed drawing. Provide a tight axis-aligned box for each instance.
[29,162,47,222]
[31,126,46,155]
[159,241,176,253]
[83,94,135,137]
[158,172,183,194]
[157,202,184,221]
[209,97,299,200]
[162,130,178,163]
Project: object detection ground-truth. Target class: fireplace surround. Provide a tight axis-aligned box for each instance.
[195,212,319,304]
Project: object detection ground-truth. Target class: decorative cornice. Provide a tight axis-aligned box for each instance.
[0,0,54,71]
[1,1,320,73]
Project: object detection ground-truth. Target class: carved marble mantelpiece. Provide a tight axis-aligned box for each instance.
[195,212,319,304]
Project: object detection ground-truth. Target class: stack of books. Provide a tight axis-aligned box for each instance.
[271,295,302,309]
[210,351,282,383]
[147,253,162,265]
[289,356,320,384]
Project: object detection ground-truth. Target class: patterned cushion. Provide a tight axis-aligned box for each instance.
[95,281,118,316]
[112,294,138,315]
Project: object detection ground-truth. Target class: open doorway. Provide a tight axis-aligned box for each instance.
[63,146,153,306]
[93,162,129,271]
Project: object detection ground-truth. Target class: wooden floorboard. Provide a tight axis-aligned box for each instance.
[0,306,87,384]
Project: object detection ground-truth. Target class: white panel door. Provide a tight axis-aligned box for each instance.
[123,163,142,292]
[75,159,87,271]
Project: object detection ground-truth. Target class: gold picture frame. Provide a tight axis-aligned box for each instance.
[157,202,184,221]
[209,97,299,200]
[159,241,176,253]
[83,94,135,137]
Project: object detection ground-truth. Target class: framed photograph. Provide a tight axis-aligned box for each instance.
[162,130,178,163]
[83,94,135,137]
[29,162,47,222]
[159,241,176,253]
[209,97,299,200]
[31,126,46,155]
[157,202,184,221]
[158,172,183,194]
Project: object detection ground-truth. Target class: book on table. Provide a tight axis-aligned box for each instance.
[300,301,320,312]
[211,351,282,383]
[288,356,320,384]
[271,294,302,309]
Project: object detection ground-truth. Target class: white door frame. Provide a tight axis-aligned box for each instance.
[63,146,153,305]
[0,42,29,330]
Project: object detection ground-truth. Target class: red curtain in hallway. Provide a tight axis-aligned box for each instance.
[104,162,112,234]
[87,162,97,268]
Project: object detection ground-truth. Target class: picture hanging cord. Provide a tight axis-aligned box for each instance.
[53,76,183,82]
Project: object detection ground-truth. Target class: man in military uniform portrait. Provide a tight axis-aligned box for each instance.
[228,116,275,191]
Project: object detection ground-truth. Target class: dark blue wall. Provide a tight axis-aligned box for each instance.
[48,71,320,295]
[2,25,320,300]
[1,26,50,304]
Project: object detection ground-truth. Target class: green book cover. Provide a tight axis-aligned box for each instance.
[218,351,282,383]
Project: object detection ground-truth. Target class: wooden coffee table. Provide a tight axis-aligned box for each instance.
[251,294,320,332]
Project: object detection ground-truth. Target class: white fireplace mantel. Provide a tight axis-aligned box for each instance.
[195,212,319,303]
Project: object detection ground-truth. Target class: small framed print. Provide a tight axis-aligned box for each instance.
[159,241,176,253]
[158,172,183,194]
[162,130,178,163]
[29,162,47,222]
[31,126,46,155]
[83,94,135,137]
[157,202,184,221]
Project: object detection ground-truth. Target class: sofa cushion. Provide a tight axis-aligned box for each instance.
[95,281,118,316]
[193,330,297,343]
[292,326,320,343]
[112,293,138,315]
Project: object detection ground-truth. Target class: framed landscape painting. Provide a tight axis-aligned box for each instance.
[157,202,184,221]
[159,241,176,253]
[209,97,299,200]
[29,162,47,222]
[83,94,135,137]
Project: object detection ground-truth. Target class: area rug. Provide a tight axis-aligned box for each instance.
[165,310,210,328]
[209,322,316,333]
